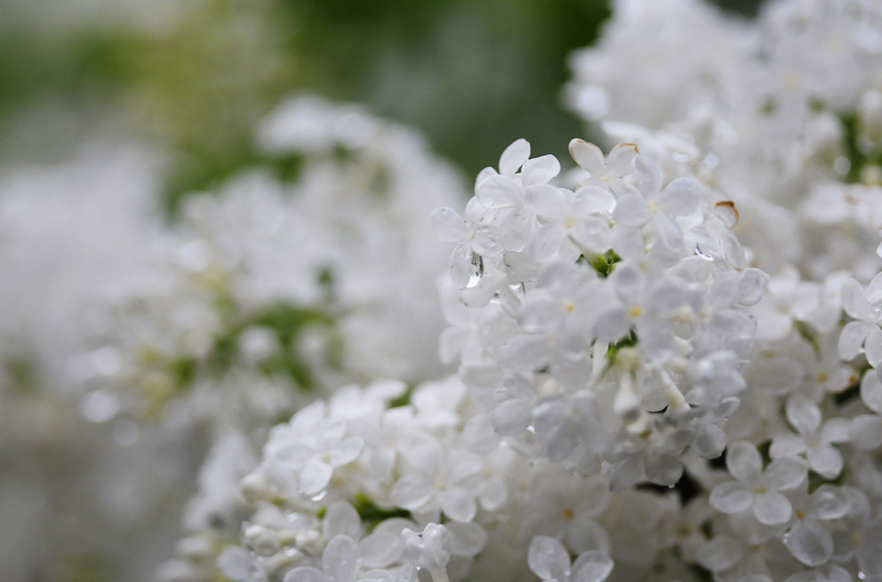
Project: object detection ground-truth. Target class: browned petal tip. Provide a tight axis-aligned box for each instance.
[715,200,739,226]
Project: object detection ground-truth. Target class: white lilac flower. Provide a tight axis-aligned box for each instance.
[782,484,851,567]
[568,139,638,197]
[518,471,611,555]
[770,396,850,480]
[709,441,807,526]
[611,157,702,253]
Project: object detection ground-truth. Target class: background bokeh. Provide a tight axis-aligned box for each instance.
[0,0,760,212]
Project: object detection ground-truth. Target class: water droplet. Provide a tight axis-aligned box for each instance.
[694,245,714,261]
[859,571,866,580]
[466,253,484,289]
[310,490,327,502]
[835,157,851,176]
[508,283,525,299]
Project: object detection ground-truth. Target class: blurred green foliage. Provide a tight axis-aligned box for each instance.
[0,0,762,211]
[0,0,611,211]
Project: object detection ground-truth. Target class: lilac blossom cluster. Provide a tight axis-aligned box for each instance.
[170,1,882,582]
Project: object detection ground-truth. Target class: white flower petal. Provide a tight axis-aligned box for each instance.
[613,195,652,228]
[522,155,561,187]
[607,143,639,176]
[808,485,851,520]
[526,184,568,219]
[591,308,630,343]
[472,223,504,257]
[475,167,497,188]
[838,320,870,360]
[439,327,467,364]
[862,371,882,413]
[645,453,683,486]
[476,175,522,209]
[323,536,362,582]
[849,414,882,450]
[446,522,487,557]
[766,456,808,491]
[785,518,833,567]
[492,398,533,436]
[360,532,404,569]
[572,551,614,582]
[391,475,435,510]
[610,262,645,305]
[842,279,875,322]
[499,139,531,177]
[329,437,364,467]
[219,548,261,582]
[570,218,610,254]
[569,139,605,174]
[323,502,362,541]
[610,225,644,259]
[726,441,763,483]
[770,434,807,459]
[300,458,334,495]
[738,269,769,306]
[692,423,727,459]
[500,335,552,372]
[754,491,793,525]
[531,222,567,261]
[820,418,850,444]
[431,207,470,243]
[574,186,615,214]
[710,481,753,514]
[658,178,702,216]
[635,156,662,194]
[528,536,571,582]
[519,293,563,333]
[697,535,742,572]
[652,212,684,251]
[808,445,843,479]
[439,488,477,523]
[567,517,610,555]
[449,242,476,288]
[479,475,508,511]
[868,270,882,304]
[786,396,822,436]
[867,326,882,367]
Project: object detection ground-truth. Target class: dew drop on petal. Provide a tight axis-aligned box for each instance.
[694,245,714,261]
[466,253,484,289]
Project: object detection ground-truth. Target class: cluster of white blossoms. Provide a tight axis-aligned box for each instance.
[169,1,882,582]
[74,95,461,429]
